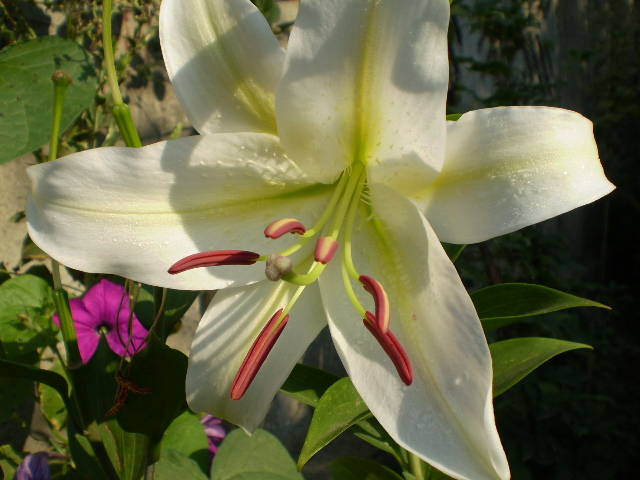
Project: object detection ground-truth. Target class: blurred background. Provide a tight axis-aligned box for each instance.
[0,0,638,478]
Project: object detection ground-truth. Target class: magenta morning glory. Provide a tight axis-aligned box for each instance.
[201,414,226,456]
[53,279,148,363]
[15,452,50,480]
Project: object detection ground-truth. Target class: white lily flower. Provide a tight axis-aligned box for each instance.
[26,0,614,478]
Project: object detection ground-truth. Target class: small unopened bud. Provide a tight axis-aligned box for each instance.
[51,69,72,87]
[265,254,293,281]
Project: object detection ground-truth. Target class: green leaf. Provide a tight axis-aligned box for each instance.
[332,456,404,480]
[0,37,97,164]
[154,449,208,480]
[0,444,22,479]
[350,419,408,467]
[280,363,339,407]
[98,421,150,480]
[471,283,610,331]
[491,337,592,397]
[298,377,372,470]
[212,428,302,480]
[446,113,463,121]
[161,411,210,475]
[40,372,68,430]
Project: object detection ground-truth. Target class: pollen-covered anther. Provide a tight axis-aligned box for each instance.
[314,237,339,264]
[265,254,293,281]
[168,250,260,274]
[359,275,390,332]
[230,309,289,400]
[264,218,306,239]
[363,312,413,386]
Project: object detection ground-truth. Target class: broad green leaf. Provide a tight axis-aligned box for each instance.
[298,377,372,470]
[332,456,404,480]
[471,283,610,331]
[0,274,55,420]
[212,429,302,480]
[491,337,592,397]
[154,449,208,480]
[39,356,69,430]
[0,37,97,164]
[161,411,210,475]
[280,363,339,407]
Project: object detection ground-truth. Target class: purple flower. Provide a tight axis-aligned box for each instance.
[201,415,226,456]
[16,452,50,480]
[53,279,148,363]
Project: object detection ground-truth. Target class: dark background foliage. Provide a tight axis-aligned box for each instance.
[448,1,639,478]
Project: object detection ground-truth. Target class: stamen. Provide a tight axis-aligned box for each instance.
[314,237,340,264]
[359,275,390,332]
[363,312,413,385]
[168,250,260,274]
[264,218,306,239]
[265,254,293,281]
[230,309,289,400]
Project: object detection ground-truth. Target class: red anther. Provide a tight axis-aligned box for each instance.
[314,237,339,264]
[359,276,390,332]
[230,309,289,400]
[363,312,413,385]
[264,218,307,239]
[168,250,260,274]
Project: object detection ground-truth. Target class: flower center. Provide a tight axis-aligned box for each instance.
[168,160,413,399]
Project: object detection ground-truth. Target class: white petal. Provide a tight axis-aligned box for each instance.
[276,0,449,185]
[160,0,284,134]
[27,133,330,290]
[418,107,615,244]
[319,185,509,480]
[186,281,325,431]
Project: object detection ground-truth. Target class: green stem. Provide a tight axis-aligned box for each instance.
[53,290,82,367]
[102,0,122,105]
[408,452,431,480]
[47,72,82,368]
[48,71,71,162]
[102,0,142,148]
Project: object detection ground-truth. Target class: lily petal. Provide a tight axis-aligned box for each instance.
[27,133,330,290]
[160,0,284,134]
[319,185,509,480]
[277,0,449,185]
[418,107,615,244]
[186,281,325,431]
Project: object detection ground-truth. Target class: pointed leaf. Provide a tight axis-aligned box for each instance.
[491,337,592,397]
[211,428,302,480]
[471,283,610,331]
[280,363,339,408]
[331,456,404,480]
[298,377,372,470]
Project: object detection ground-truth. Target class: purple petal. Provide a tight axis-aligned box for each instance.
[81,279,129,328]
[16,452,50,480]
[200,415,226,456]
[53,300,101,363]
